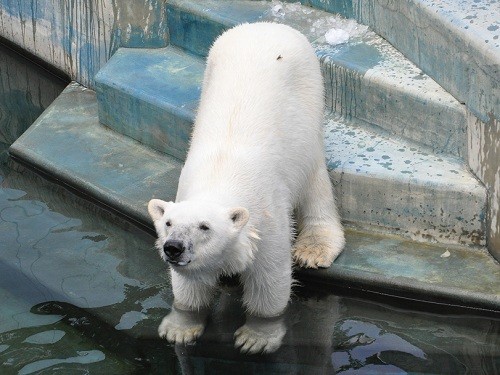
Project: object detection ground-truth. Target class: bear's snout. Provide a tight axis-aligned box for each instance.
[163,240,185,262]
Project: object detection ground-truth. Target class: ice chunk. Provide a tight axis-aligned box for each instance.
[272,4,285,18]
[440,250,451,258]
[325,28,350,45]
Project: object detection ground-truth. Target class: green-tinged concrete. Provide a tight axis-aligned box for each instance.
[165,0,468,157]
[302,229,500,312]
[9,83,182,228]
[332,0,500,260]
[8,84,499,312]
[95,47,203,161]
[95,47,486,247]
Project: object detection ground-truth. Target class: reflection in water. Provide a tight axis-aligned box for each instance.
[0,41,499,374]
[2,286,499,374]
[333,319,430,373]
[168,286,499,374]
[18,350,105,375]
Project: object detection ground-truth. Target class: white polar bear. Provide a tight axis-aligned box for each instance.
[148,22,345,353]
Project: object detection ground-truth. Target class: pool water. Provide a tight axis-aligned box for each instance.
[1,42,499,374]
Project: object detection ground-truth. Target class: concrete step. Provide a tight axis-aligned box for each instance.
[164,0,468,158]
[300,0,499,124]
[95,47,202,162]
[8,83,500,312]
[95,47,486,247]
[325,115,485,246]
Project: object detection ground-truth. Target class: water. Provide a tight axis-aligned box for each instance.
[1,42,499,374]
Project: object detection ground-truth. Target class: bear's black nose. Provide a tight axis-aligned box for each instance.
[163,240,185,259]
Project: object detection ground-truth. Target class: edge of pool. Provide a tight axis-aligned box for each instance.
[9,83,500,314]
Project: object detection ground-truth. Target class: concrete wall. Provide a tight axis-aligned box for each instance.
[0,0,168,87]
[468,113,500,259]
[0,43,67,159]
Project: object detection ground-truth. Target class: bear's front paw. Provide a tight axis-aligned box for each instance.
[158,316,204,344]
[158,306,208,345]
[234,315,285,354]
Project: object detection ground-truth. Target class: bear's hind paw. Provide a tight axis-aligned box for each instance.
[293,227,344,269]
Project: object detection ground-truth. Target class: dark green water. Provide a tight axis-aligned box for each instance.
[1,42,499,374]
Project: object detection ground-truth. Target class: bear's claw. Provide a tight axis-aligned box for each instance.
[158,309,206,345]
[162,325,203,344]
[234,319,285,354]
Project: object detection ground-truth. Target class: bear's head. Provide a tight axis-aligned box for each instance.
[148,199,252,273]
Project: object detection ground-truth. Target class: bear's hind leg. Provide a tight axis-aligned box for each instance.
[293,165,345,268]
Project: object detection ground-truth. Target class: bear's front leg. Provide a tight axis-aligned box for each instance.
[158,269,216,344]
[158,304,209,344]
[235,248,291,354]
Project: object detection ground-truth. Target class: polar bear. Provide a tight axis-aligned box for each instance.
[148,22,344,353]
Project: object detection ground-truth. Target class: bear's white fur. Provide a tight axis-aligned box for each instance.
[148,22,344,353]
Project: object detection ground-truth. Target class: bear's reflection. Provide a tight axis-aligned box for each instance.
[170,279,341,373]
[169,279,479,374]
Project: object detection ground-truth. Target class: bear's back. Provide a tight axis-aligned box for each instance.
[179,23,325,205]
[192,22,323,149]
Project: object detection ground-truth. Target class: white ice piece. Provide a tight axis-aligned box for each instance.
[325,28,350,45]
[440,250,451,258]
[271,4,285,18]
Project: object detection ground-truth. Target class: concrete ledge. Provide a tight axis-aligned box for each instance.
[10,83,182,228]
[8,83,499,312]
[300,229,500,312]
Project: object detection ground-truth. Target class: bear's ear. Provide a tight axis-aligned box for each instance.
[148,199,172,221]
[229,207,249,230]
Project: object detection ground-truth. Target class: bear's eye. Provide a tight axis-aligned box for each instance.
[166,221,172,227]
[199,223,210,231]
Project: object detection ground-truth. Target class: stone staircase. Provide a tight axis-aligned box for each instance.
[96,0,486,247]
[9,0,499,311]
